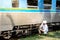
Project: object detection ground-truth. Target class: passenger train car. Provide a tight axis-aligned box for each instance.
[0,0,60,39]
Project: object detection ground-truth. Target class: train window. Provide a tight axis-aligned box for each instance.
[44,0,52,9]
[56,0,60,10]
[12,0,19,8]
[56,0,60,7]
[27,0,38,9]
[44,0,52,4]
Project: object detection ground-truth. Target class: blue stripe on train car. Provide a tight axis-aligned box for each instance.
[56,10,60,12]
[0,10,60,12]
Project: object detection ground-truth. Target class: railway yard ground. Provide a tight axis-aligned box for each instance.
[0,30,60,40]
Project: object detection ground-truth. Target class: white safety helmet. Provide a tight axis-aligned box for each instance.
[43,20,47,23]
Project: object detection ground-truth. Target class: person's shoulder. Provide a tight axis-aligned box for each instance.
[45,25,48,27]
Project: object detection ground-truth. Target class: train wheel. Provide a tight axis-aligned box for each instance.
[3,35,11,39]
[2,31,11,39]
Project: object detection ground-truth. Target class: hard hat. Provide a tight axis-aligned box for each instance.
[43,20,47,23]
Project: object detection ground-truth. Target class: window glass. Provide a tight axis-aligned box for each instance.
[27,0,38,9]
[12,0,19,7]
[44,0,52,9]
[56,0,60,10]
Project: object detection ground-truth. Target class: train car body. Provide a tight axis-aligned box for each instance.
[0,9,60,39]
[0,0,60,39]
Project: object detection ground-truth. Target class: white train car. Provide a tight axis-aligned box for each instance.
[0,4,60,39]
[0,0,60,39]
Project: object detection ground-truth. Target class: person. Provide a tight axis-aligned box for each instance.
[39,20,48,34]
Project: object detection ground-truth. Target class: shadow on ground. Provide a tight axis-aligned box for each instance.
[46,31,60,38]
[0,31,60,40]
